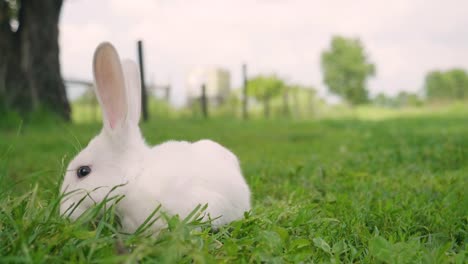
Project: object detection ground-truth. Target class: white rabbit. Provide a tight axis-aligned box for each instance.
[60,42,251,233]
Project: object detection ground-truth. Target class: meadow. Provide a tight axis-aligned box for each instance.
[0,104,467,263]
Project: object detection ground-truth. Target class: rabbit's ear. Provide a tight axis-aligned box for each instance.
[121,59,141,125]
[93,42,128,130]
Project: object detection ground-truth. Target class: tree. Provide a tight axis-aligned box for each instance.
[373,92,422,108]
[248,75,285,118]
[395,91,422,107]
[321,36,375,105]
[373,93,393,107]
[0,0,70,120]
[447,69,468,99]
[425,71,448,100]
[287,84,316,118]
[424,69,468,101]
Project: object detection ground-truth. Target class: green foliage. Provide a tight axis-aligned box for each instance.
[0,107,66,131]
[283,85,317,118]
[1,108,467,262]
[72,89,97,105]
[205,85,319,120]
[248,75,285,101]
[373,92,423,108]
[212,92,241,118]
[395,91,423,107]
[71,96,180,122]
[248,75,286,118]
[321,36,376,105]
[425,69,468,101]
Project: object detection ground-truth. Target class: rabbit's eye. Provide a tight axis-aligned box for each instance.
[77,166,91,178]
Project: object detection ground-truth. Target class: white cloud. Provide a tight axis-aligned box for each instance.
[59,0,468,105]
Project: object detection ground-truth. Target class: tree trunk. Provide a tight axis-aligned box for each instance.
[200,84,208,118]
[0,1,10,108]
[20,0,70,120]
[0,0,69,119]
[0,1,31,113]
[6,33,31,113]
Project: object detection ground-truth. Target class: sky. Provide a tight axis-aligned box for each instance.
[60,0,468,106]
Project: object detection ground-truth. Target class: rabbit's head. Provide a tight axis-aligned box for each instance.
[60,42,148,220]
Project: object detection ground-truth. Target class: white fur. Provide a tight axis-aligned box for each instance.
[60,42,251,233]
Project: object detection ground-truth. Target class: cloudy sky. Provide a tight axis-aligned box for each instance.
[60,0,468,105]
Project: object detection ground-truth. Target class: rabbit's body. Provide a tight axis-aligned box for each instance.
[121,139,250,233]
[60,43,251,233]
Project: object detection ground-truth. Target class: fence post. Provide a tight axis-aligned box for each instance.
[165,85,170,103]
[242,63,248,120]
[137,40,149,122]
[201,84,208,118]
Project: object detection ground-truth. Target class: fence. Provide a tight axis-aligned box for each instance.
[65,41,317,122]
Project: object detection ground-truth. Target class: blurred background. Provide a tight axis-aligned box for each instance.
[1,0,468,123]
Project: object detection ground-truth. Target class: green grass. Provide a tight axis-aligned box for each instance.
[1,106,467,263]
